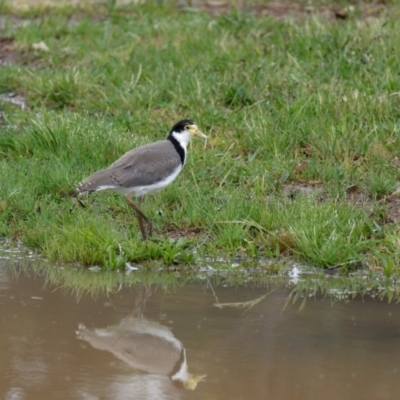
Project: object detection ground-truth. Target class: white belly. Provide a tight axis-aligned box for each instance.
[97,165,183,197]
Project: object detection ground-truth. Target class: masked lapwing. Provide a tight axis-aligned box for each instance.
[77,317,206,390]
[77,120,207,240]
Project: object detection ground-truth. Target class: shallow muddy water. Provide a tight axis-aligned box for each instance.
[1,261,400,400]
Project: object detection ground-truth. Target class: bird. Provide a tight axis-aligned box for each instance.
[76,318,206,390]
[77,120,207,240]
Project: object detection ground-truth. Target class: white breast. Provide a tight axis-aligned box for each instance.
[134,165,183,196]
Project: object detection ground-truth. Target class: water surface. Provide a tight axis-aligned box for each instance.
[1,261,400,399]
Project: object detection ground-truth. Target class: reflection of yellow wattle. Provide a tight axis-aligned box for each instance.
[184,374,207,390]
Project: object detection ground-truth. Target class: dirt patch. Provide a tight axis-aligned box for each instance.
[283,182,400,223]
[252,1,387,20]
[345,185,373,210]
[284,182,373,207]
[385,197,400,222]
[189,1,390,19]
[6,0,91,11]
[379,193,400,223]
[0,37,18,66]
[0,37,27,109]
[283,182,326,200]
[0,92,27,109]
[165,226,203,240]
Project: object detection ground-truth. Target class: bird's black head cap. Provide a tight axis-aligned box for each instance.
[169,119,195,135]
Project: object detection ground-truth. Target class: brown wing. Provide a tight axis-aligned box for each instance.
[108,140,182,188]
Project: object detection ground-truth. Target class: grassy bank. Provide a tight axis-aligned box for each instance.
[1,1,400,272]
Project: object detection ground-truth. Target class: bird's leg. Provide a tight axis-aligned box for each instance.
[138,197,153,237]
[126,193,147,239]
[129,285,153,318]
[126,193,152,240]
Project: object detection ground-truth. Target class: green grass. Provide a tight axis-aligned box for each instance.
[1,1,400,273]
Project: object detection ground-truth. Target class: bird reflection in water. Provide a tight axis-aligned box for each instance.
[76,286,205,393]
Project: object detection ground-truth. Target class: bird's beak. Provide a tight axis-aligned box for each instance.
[195,129,207,139]
[191,125,207,139]
[184,374,207,390]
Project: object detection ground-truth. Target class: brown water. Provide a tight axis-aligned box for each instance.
[1,263,400,400]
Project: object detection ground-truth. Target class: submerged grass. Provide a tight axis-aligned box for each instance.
[1,1,400,273]
[7,255,400,305]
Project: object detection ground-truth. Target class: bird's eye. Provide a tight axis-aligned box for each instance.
[184,125,191,131]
